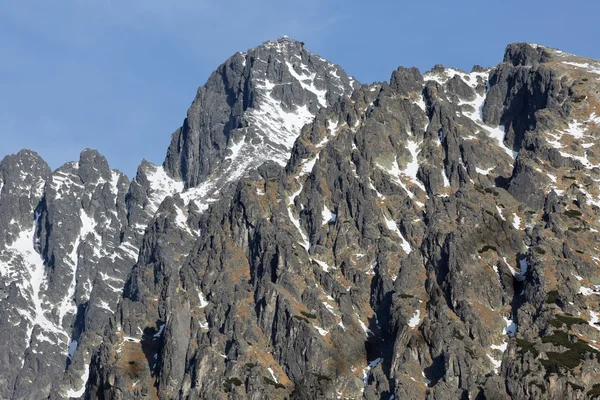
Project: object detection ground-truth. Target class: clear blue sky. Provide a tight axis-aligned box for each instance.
[2,0,599,177]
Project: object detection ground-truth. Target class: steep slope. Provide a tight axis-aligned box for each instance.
[84,43,600,399]
[3,39,600,400]
[163,36,358,209]
[0,37,357,399]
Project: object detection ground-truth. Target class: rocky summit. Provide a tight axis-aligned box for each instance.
[1,38,600,399]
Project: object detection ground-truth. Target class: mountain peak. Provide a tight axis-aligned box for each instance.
[163,39,358,192]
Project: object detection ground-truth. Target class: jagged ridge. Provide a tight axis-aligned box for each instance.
[1,41,600,399]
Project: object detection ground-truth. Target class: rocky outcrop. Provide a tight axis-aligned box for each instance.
[3,40,600,399]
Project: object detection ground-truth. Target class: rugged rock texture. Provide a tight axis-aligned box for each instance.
[2,39,600,399]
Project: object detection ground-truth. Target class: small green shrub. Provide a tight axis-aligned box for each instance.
[223,377,243,392]
[564,209,583,218]
[588,383,600,398]
[546,290,559,304]
[264,377,285,389]
[517,338,539,357]
[548,314,588,330]
[293,315,310,323]
[567,381,584,392]
[540,330,599,374]
[301,311,317,319]
[313,373,331,382]
[478,245,497,254]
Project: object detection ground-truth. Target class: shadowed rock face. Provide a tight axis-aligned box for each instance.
[3,40,600,399]
[163,38,358,193]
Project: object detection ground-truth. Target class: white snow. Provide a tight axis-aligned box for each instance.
[563,61,600,74]
[361,357,382,393]
[486,125,517,159]
[301,155,318,175]
[404,140,425,190]
[408,309,421,328]
[579,286,595,296]
[198,291,209,308]
[415,95,427,112]
[58,208,100,327]
[144,165,184,215]
[98,300,114,313]
[565,120,585,138]
[312,259,333,272]
[358,316,374,336]
[174,205,197,236]
[285,61,328,107]
[375,143,426,199]
[65,362,90,398]
[512,213,521,229]
[589,311,600,331]
[383,214,412,254]
[314,325,329,336]
[496,206,505,221]
[322,301,337,316]
[3,213,69,357]
[422,371,431,386]
[491,342,508,352]
[476,166,495,175]
[268,367,278,383]
[503,317,516,337]
[321,205,337,225]
[487,354,502,373]
[442,169,450,188]
[286,184,310,250]
[246,74,316,163]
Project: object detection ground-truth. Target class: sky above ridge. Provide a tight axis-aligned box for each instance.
[1,0,599,177]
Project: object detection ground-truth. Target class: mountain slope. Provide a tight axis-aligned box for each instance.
[2,40,600,399]
[87,43,600,399]
[0,37,356,399]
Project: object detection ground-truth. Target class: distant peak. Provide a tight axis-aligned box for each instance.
[257,36,306,51]
[503,42,554,66]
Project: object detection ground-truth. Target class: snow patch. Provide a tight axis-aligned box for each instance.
[287,184,310,250]
[65,362,90,398]
[589,311,600,331]
[268,367,278,383]
[503,317,516,337]
[512,213,521,229]
[382,214,412,254]
[198,292,209,308]
[314,325,329,336]
[408,309,421,328]
[145,165,184,215]
[579,286,595,296]
[321,205,337,225]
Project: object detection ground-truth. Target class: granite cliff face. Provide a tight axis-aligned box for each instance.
[2,39,600,399]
